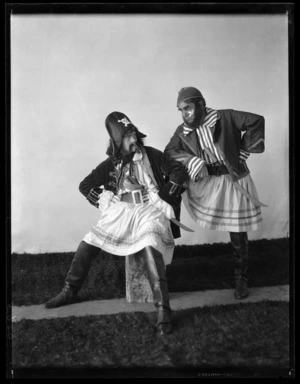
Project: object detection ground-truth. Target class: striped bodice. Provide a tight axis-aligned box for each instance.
[183,108,224,164]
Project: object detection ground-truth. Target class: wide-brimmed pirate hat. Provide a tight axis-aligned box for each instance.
[105,111,147,154]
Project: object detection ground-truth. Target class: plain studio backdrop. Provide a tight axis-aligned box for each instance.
[10,14,289,253]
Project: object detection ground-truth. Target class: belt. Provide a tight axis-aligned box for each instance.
[206,163,229,176]
[121,189,145,205]
[121,189,195,231]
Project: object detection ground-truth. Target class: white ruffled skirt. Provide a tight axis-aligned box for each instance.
[83,195,175,265]
[183,174,263,232]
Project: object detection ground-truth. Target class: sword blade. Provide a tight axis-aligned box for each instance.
[170,218,195,232]
[204,147,268,207]
[188,147,267,207]
[231,180,268,207]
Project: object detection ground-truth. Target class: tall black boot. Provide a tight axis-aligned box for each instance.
[143,246,173,335]
[230,232,249,299]
[45,241,99,308]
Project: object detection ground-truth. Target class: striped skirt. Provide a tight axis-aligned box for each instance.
[82,200,175,265]
[182,174,263,232]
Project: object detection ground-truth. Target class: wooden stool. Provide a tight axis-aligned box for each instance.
[125,251,153,303]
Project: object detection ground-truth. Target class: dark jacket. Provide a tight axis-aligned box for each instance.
[163,109,265,182]
[79,146,187,239]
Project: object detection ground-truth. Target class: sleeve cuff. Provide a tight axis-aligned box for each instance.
[187,157,206,182]
[239,150,250,161]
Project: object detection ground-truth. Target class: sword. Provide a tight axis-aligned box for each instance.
[142,188,196,232]
[170,218,195,232]
[203,147,268,208]
[230,181,268,207]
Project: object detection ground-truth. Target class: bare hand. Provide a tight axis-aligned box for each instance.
[196,165,209,179]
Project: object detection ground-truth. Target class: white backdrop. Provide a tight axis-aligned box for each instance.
[11,14,289,253]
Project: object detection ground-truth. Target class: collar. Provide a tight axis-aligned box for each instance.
[183,107,220,136]
[132,147,144,162]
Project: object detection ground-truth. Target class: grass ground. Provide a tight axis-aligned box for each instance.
[11,238,289,306]
[9,237,292,377]
[10,301,290,377]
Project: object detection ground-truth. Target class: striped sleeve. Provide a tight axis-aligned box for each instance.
[187,157,206,182]
[239,149,250,161]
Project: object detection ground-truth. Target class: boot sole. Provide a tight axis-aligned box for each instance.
[45,297,78,309]
[235,291,249,300]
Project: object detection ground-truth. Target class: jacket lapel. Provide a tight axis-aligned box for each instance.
[211,113,221,142]
[178,130,200,157]
[178,110,221,156]
[142,147,160,188]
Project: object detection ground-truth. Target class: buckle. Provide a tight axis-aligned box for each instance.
[132,189,143,205]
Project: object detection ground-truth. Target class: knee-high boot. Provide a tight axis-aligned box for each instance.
[230,232,249,299]
[143,246,173,335]
[45,241,99,308]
